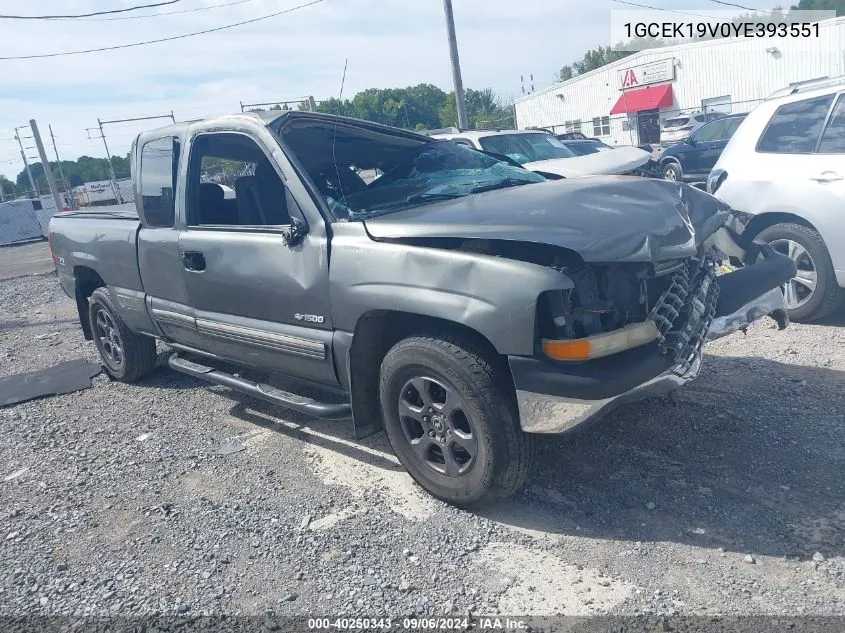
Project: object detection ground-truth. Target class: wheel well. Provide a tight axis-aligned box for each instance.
[741,212,817,244]
[660,157,680,167]
[346,310,507,438]
[73,266,105,340]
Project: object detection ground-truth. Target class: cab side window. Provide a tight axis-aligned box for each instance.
[186,133,291,228]
[140,137,178,228]
[693,119,730,143]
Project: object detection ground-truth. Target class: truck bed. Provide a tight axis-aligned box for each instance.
[49,212,145,301]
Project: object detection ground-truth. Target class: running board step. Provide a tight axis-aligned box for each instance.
[168,353,352,420]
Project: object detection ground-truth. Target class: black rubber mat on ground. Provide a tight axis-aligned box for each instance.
[0,359,102,407]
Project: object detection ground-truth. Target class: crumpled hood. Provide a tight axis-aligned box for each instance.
[363,176,732,263]
[524,146,652,177]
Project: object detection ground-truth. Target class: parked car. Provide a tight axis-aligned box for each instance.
[557,139,613,155]
[49,111,793,507]
[710,80,845,321]
[659,113,747,183]
[556,131,592,141]
[433,129,651,178]
[660,112,723,147]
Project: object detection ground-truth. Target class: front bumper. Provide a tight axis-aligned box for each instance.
[513,354,702,434]
[707,286,788,341]
[511,255,793,435]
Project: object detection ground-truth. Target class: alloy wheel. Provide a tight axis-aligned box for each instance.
[769,238,817,309]
[397,375,477,477]
[94,307,124,368]
[664,166,678,181]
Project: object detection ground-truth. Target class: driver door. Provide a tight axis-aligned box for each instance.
[177,130,338,386]
[686,118,730,179]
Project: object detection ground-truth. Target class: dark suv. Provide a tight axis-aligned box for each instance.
[659,113,747,183]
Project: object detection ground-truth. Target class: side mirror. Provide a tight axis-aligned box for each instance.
[686,136,697,146]
[283,216,308,247]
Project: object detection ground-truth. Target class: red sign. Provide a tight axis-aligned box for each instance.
[621,69,639,88]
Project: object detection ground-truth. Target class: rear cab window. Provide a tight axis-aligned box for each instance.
[664,117,690,128]
[139,137,179,228]
[756,94,835,154]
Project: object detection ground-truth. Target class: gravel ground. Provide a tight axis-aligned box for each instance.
[1,255,844,624]
[0,241,53,281]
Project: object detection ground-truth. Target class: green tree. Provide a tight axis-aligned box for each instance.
[791,0,845,15]
[0,174,15,196]
[439,88,514,130]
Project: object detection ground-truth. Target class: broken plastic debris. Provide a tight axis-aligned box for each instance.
[3,468,27,482]
[216,439,246,457]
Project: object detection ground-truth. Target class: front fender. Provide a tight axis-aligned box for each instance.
[329,224,573,356]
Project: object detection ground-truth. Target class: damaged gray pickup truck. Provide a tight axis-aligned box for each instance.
[48,111,796,507]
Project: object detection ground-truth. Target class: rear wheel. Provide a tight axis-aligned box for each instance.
[379,332,535,508]
[662,161,682,181]
[754,223,842,322]
[89,287,157,382]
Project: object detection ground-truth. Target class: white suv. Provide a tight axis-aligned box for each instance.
[660,112,709,147]
[709,80,845,321]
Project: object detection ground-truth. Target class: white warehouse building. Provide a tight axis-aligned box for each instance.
[514,16,845,146]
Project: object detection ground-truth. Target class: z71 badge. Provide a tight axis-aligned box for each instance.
[294,313,325,323]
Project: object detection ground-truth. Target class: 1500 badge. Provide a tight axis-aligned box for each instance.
[294,313,325,323]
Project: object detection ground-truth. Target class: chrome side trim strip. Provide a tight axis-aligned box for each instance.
[151,308,196,328]
[195,318,326,359]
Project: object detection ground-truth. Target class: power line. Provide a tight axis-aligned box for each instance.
[82,0,259,22]
[708,0,758,10]
[0,1,182,20]
[609,0,722,19]
[0,0,326,60]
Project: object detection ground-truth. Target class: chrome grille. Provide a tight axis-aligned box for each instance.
[649,257,720,371]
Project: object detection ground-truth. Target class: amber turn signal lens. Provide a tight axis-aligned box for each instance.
[542,321,660,361]
[541,339,592,361]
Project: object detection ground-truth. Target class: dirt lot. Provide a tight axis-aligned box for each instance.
[1,242,844,624]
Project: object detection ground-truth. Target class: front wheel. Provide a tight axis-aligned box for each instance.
[379,332,535,508]
[662,161,682,181]
[755,223,842,322]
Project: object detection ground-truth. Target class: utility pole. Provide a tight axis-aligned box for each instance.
[14,127,38,198]
[49,124,75,210]
[92,112,176,205]
[96,118,122,204]
[442,0,469,130]
[30,119,64,214]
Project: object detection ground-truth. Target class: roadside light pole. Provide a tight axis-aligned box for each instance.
[442,0,469,130]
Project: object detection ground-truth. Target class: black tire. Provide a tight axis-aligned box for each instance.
[379,332,535,508]
[754,223,842,322]
[88,287,156,382]
[662,161,683,181]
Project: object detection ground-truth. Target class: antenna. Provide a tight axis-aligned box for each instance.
[331,58,349,209]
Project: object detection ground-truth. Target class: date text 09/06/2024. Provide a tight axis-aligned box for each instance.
[624,21,820,39]
[307,617,529,630]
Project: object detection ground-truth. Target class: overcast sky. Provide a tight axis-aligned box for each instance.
[0,0,774,179]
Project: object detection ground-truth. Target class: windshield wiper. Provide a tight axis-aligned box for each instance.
[470,178,533,194]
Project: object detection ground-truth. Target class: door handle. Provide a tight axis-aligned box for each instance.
[810,171,843,183]
[182,251,206,272]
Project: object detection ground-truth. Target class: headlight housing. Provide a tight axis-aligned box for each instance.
[541,321,660,361]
